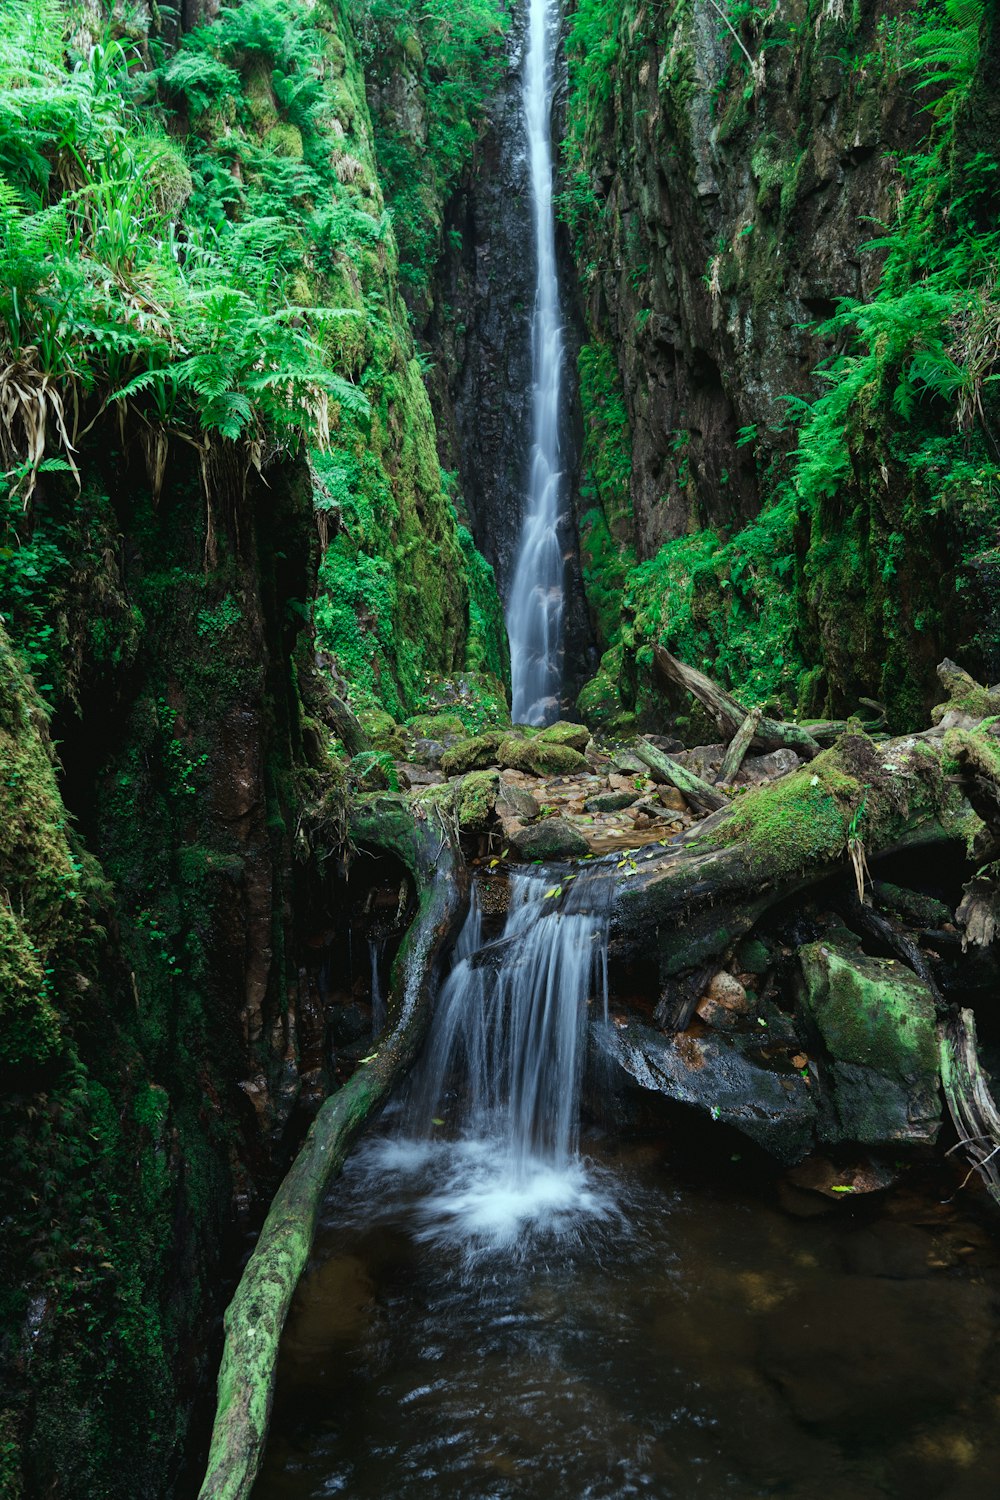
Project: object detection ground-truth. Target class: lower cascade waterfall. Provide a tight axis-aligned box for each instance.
[365,867,616,1251]
[507,0,567,727]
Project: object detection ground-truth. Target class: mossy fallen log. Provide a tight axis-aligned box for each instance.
[612,729,978,977]
[198,799,468,1500]
[653,644,823,759]
[632,738,729,814]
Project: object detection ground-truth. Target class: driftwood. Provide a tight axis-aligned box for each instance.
[632,738,729,814]
[199,800,468,1500]
[717,707,762,784]
[940,1008,1000,1207]
[653,644,822,760]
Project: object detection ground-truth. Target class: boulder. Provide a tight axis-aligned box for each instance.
[738,747,802,784]
[508,816,589,861]
[797,942,941,1147]
[440,732,506,777]
[410,738,447,767]
[696,970,750,1028]
[584,789,639,813]
[497,737,589,777]
[594,1019,816,1161]
[497,783,540,820]
[405,711,467,743]
[537,720,591,753]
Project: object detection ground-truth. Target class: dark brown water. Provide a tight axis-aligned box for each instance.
[254,1129,1000,1500]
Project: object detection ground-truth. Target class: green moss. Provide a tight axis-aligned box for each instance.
[406,711,467,741]
[498,738,589,777]
[439,732,506,777]
[717,753,861,877]
[455,769,499,830]
[263,122,304,157]
[537,720,590,752]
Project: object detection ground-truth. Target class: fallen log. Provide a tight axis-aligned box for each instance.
[653,644,822,760]
[199,798,468,1500]
[610,727,980,979]
[632,738,728,814]
[717,707,762,785]
[940,1008,1000,1208]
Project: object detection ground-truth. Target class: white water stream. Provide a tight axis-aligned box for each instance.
[507,0,566,727]
[357,870,615,1253]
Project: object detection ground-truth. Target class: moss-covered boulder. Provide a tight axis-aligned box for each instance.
[406,711,467,743]
[440,731,506,777]
[537,720,591,753]
[508,817,589,860]
[798,942,941,1147]
[497,737,588,777]
[455,771,500,831]
[358,708,407,758]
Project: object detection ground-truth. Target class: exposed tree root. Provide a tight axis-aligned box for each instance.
[941,1008,1000,1207]
[198,802,468,1500]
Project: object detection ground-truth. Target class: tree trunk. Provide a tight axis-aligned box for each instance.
[198,799,468,1500]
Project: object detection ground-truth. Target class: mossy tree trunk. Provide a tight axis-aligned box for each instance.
[198,799,468,1500]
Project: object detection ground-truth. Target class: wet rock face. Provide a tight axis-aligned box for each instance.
[574,0,924,560]
[593,1016,816,1162]
[797,941,942,1147]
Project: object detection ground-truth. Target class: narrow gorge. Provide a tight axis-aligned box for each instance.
[2,2,1000,1498]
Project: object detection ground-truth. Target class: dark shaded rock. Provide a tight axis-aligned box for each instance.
[410,738,447,767]
[798,942,941,1147]
[508,816,589,860]
[584,789,639,812]
[873,880,953,930]
[738,748,802,784]
[593,1019,816,1162]
[328,1003,369,1046]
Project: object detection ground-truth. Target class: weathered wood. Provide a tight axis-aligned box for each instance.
[717,707,762,785]
[198,800,468,1500]
[653,644,822,759]
[844,894,944,1006]
[611,727,978,978]
[940,1008,1000,1207]
[632,738,729,815]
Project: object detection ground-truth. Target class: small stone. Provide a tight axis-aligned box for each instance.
[704,971,750,1012]
[656,786,687,813]
[584,789,637,813]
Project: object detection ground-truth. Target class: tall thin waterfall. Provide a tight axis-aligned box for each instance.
[507,0,566,727]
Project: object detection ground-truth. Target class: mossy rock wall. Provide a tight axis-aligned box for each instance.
[565,0,1000,731]
[0,1,508,1493]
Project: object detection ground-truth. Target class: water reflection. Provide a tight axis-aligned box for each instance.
[254,1134,1000,1499]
